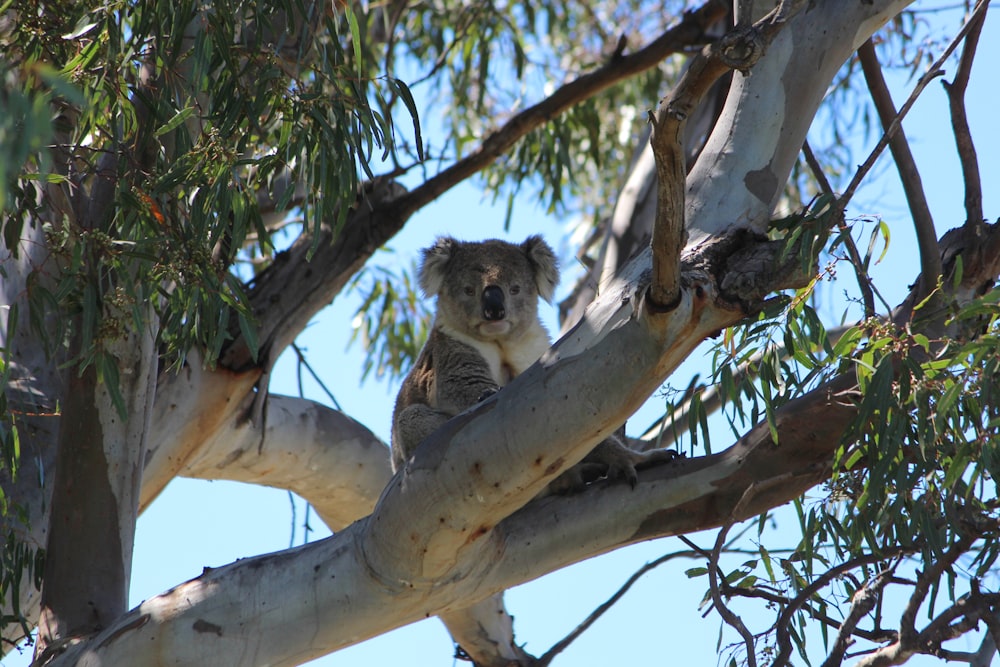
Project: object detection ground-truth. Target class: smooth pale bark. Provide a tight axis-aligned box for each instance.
[686,0,913,246]
[180,394,391,530]
[42,321,880,667]
[48,256,737,667]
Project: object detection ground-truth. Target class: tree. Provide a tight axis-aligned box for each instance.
[1,0,999,665]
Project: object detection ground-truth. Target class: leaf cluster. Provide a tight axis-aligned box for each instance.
[3,0,419,372]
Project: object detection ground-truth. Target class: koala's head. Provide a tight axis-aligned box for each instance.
[418,235,559,340]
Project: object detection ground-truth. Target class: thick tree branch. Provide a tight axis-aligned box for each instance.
[220,178,407,373]
[42,211,998,665]
[685,0,915,246]
[178,394,391,531]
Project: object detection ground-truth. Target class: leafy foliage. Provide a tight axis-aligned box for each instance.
[348,259,432,384]
[2,0,420,371]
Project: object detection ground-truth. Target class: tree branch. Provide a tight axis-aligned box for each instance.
[647,2,802,309]
[820,566,896,667]
[837,1,990,221]
[802,140,877,318]
[943,0,988,232]
[899,535,976,647]
[390,0,730,221]
[857,39,940,302]
[537,550,696,666]
[708,515,758,667]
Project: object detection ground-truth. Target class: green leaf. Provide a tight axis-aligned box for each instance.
[98,352,127,420]
[346,5,363,80]
[237,311,259,364]
[155,106,196,137]
[388,77,424,161]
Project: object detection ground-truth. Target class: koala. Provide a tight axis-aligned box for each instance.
[391,235,675,491]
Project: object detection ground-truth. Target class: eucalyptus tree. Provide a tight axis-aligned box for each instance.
[1,1,998,666]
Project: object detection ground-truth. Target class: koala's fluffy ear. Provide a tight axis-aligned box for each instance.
[522,235,560,303]
[418,236,457,297]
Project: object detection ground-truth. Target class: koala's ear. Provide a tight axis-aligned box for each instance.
[418,236,457,297]
[522,235,559,303]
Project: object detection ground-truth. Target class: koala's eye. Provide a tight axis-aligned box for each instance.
[510,285,521,295]
[464,286,475,296]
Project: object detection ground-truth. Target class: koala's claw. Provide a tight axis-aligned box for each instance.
[476,387,499,403]
[588,442,680,489]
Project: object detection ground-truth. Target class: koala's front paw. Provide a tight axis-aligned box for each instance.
[587,439,680,489]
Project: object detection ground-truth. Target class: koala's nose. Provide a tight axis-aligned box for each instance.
[482,286,506,321]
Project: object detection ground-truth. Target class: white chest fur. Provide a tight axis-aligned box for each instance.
[441,322,551,386]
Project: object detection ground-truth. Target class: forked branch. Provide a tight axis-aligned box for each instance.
[646,1,805,309]
[857,39,940,301]
[943,1,988,232]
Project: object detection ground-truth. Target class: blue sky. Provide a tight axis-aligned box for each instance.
[5,4,1000,666]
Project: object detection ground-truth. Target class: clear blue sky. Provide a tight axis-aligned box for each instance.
[5,5,1000,666]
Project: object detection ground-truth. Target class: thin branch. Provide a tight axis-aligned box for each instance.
[536,549,699,666]
[857,39,940,302]
[290,342,342,410]
[772,551,911,667]
[899,535,975,646]
[836,1,990,220]
[942,0,988,232]
[819,567,895,667]
[802,140,877,318]
[709,518,758,667]
[392,0,730,220]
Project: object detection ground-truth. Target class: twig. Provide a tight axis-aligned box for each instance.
[899,534,975,646]
[942,0,988,232]
[819,567,895,667]
[290,342,342,410]
[802,140,877,318]
[536,549,698,666]
[857,40,940,302]
[772,550,911,667]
